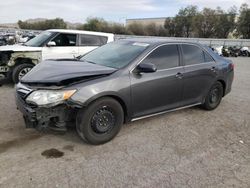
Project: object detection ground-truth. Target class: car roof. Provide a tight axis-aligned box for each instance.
[121,37,202,46]
[47,29,114,37]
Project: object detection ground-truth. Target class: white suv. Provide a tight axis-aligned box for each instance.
[0,29,114,83]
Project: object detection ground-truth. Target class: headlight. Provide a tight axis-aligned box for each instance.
[26,90,76,106]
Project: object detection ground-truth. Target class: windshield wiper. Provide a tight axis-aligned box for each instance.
[76,54,84,59]
[81,59,97,65]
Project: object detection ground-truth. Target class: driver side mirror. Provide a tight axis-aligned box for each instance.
[47,41,56,47]
[136,62,157,73]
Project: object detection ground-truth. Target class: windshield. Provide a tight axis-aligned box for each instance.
[25,31,55,47]
[80,41,149,69]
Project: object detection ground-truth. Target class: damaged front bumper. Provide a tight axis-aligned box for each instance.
[15,85,77,131]
[0,50,41,82]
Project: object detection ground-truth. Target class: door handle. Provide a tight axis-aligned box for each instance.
[210,66,217,73]
[175,72,183,79]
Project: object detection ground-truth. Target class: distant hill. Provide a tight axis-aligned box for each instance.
[0,23,18,28]
[25,18,47,23]
[65,21,82,29]
[0,18,82,29]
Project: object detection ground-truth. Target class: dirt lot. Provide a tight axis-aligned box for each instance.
[0,58,249,188]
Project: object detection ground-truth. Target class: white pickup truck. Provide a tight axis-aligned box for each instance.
[0,29,114,83]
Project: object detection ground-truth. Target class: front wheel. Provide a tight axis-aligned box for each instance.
[202,82,223,110]
[12,64,34,83]
[76,97,124,145]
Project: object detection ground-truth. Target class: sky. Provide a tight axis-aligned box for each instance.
[0,0,249,23]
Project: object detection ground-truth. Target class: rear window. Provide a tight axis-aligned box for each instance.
[80,34,108,46]
[204,51,214,62]
[182,44,205,65]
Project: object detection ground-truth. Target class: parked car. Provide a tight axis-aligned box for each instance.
[228,46,239,57]
[212,46,223,56]
[15,39,234,145]
[0,29,114,83]
[0,37,7,46]
[240,46,250,57]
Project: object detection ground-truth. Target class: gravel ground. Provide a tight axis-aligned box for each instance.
[0,58,249,188]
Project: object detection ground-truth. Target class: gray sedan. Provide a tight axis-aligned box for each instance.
[15,39,234,145]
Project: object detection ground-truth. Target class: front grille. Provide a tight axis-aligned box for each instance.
[0,52,10,66]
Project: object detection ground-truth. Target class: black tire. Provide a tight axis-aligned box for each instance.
[12,64,34,83]
[202,82,223,110]
[76,97,124,145]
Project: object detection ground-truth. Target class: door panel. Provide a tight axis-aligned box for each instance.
[42,33,78,60]
[131,67,184,118]
[182,62,217,105]
[180,44,218,105]
[78,46,97,56]
[42,46,79,60]
[130,44,184,118]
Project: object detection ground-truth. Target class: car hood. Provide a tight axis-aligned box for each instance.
[21,60,117,86]
[0,44,41,52]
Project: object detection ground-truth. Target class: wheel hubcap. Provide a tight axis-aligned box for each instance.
[91,106,115,134]
[18,67,32,80]
[210,88,219,103]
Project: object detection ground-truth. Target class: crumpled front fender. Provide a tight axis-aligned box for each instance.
[7,51,42,66]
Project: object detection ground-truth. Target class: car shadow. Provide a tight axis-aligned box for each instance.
[45,105,204,143]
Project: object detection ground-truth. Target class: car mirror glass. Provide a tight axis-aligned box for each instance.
[47,41,56,47]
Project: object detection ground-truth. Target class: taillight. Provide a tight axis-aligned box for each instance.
[230,63,234,81]
[230,63,234,70]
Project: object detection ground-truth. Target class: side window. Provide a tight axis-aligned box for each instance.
[182,44,205,65]
[51,33,76,46]
[142,45,179,70]
[80,35,108,46]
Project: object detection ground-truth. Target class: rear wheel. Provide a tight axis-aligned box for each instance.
[76,97,124,145]
[12,64,34,83]
[202,82,223,110]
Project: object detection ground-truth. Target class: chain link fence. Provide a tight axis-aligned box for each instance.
[115,35,250,47]
[1,28,250,47]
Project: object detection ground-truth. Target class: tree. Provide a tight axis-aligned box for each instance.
[164,6,200,37]
[110,23,127,34]
[18,18,67,30]
[192,8,218,38]
[127,22,147,35]
[237,3,250,38]
[175,5,198,37]
[164,18,178,37]
[144,23,159,36]
[80,18,109,32]
[78,17,128,34]
[158,26,168,36]
[214,7,237,38]
[164,5,240,38]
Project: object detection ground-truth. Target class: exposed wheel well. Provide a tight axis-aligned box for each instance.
[14,58,35,67]
[6,58,35,82]
[87,95,128,123]
[217,79,226,96]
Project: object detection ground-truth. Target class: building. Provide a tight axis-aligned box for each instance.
[126,17,167,27]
